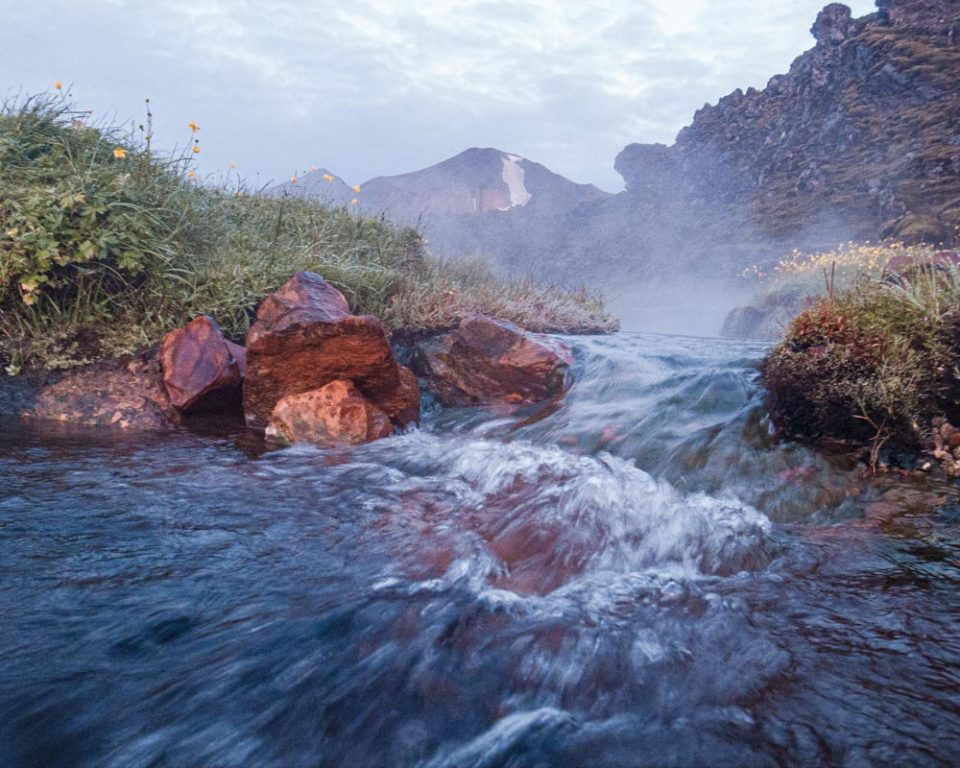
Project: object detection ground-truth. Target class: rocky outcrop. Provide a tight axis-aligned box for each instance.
[243,272,419,430]
[19,352,174,429]
[616,0,960,245]
[265,380,393,446]
[720,306,766,340]
[414,315,572,407]
[721,289,809,341]
[811,3,855,46]
[160,316,245,413]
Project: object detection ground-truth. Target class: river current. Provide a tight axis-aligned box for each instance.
[1,333,958,767]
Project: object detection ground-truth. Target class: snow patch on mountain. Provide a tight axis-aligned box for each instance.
[500,154,532,209]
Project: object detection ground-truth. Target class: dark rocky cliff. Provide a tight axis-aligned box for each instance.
[615,0,960,247]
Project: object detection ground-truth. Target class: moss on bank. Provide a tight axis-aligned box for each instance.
[761,263,960,464]
[0,96,616,373]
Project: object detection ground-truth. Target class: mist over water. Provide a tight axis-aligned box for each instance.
[605,279,753,336]
[2,333,958,767]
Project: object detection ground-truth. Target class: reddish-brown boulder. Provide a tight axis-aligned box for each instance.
[243,272,420,429]
[160,316,244,413]
[22,351,174,429]
[265,380,393,446]
[414,314,573,407]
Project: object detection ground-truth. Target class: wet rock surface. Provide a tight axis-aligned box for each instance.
[414,314,573,407]
[160,316,245,414]
[265,379,393,446]
[17,352,174,430]
[243,272,419,430]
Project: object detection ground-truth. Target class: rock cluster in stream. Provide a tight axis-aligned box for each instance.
[11,272,574,447]
[920,419,960,478]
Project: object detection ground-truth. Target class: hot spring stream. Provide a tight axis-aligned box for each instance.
[1,333,958,767]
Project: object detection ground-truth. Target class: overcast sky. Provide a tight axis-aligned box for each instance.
[2,0,875,191]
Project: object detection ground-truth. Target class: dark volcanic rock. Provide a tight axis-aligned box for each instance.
[160,316,244,413]
[265,379,393,446]
[414,315,573,407]
[720,288,811,341]
[812,4,854,45]
[243,272,419,430]
[720,306,765,340]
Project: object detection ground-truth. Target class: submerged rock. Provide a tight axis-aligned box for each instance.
[242,272,419,430]
[414,314,572,407]
[265,380,392,446]
[160,315,245,413]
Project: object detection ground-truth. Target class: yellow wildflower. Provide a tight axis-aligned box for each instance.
[353,183,361,193]
[188,121,200,133]
[22,294,36,306]
[187,169,197,179]
[54,80,62,91]
[323,173,334,182]
[351,198,358,206]
[192,145,200,154]
[291,175,298,184]
[113,146,128,159]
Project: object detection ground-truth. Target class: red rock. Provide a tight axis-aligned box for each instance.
[373,365,420,429]
[226,341,247,378]
[160,316,244,413]
[243,272,419,429]
[23,352,174,429]
[265,380,392,446]
[414,314,573,407]
[942,422,960,450]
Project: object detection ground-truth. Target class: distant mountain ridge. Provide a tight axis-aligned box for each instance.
[274,148,610,264]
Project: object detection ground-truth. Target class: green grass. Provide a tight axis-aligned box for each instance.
[0,95,616,372]
[761,264,960,462]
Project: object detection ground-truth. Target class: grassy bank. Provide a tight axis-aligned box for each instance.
[761,261,960,465]
[0,95,615,373]
[729,241,946,339]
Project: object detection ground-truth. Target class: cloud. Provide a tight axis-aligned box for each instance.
[1,0,877,190]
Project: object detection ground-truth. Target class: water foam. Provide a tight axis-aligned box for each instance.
[361,432,772,595]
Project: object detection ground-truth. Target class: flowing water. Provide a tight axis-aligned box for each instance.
[1,333,958,767]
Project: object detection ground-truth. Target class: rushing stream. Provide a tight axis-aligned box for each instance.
[1,333,958,767]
